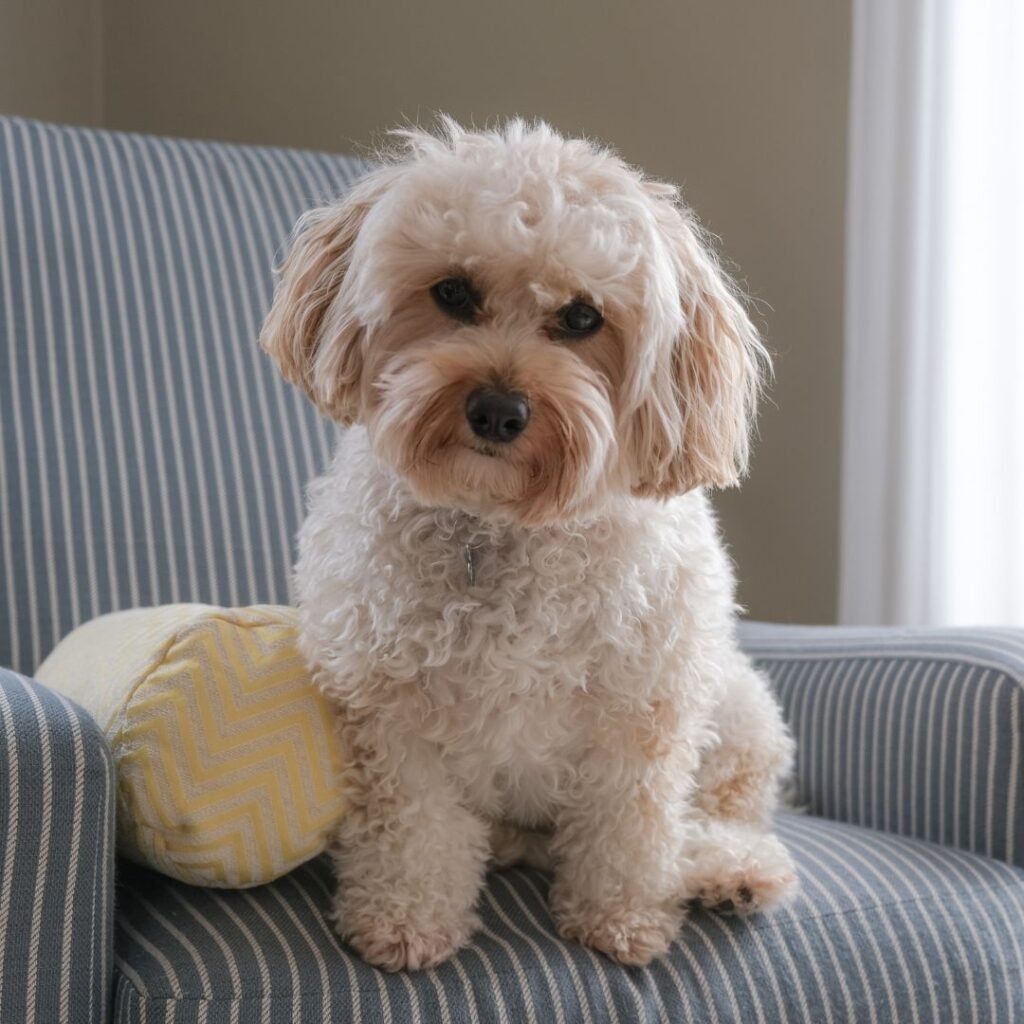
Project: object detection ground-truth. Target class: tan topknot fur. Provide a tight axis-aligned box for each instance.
[262,117,796,971]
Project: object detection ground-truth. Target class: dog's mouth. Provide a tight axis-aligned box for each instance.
[462,441,502,459]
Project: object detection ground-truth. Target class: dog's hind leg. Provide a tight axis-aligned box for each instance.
[682,815,798,915]
[682,655,798,914]
[694,654,795,826]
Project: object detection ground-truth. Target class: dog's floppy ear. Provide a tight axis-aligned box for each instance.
[627,187,768,497]
[259,169,395,423]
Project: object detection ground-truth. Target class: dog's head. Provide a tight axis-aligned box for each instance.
[261,118,767,525]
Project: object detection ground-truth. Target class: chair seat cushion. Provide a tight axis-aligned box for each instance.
[112,813,1024,1023]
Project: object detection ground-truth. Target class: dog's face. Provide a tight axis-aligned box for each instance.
[261,119,766,525]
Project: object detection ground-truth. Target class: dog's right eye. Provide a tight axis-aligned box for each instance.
[431,277,478,321]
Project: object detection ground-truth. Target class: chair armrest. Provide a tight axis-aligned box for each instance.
[0,666,115,1024]
[739,621,1024,868]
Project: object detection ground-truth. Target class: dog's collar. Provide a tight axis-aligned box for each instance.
[464,543,477,587]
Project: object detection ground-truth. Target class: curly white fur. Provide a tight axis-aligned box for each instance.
[261,118,797,971]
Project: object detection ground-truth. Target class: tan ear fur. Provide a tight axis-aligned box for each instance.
[629,193,768,497]
[259,170,393,422]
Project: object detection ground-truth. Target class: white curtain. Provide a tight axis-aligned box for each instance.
[840,0,1024,626]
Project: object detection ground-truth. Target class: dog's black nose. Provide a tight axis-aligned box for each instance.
[465,389,530,443]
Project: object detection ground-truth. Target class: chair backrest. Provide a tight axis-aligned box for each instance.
[0,117,367,676]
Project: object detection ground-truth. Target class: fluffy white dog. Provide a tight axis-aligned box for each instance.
[260,118,797,972]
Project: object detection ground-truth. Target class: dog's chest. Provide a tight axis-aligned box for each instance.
[307,478,714,710]
[400,525,606,687]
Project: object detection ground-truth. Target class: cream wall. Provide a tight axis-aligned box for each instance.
[0,0,103,125]
[6,0,852,624]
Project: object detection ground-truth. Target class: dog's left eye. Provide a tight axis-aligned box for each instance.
[556,301,604,338]
[431,277,478,321]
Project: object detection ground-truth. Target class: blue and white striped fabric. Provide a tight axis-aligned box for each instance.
[0,116,360,677]
[0,667,116,1024]
[113,813,1024,1024]
[741,622,1024,871]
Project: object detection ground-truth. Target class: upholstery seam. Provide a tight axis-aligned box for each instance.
[747,649,1024,691]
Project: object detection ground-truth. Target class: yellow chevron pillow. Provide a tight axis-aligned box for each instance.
[36,605,345,888]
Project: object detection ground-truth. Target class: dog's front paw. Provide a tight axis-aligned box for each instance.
[339,910,479,971]
[347,923,461,971]
[686,827,798,915]
[554,900,683,966]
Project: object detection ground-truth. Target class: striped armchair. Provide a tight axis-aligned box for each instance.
[1,116,1022,1024]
